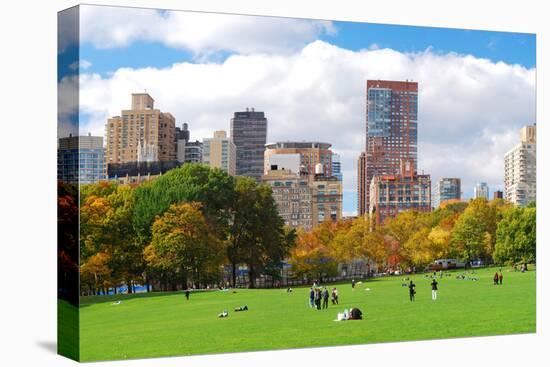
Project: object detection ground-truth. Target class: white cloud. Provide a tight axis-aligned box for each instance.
[72,41,535,211]
[69,59,92,70]
[80,5,335,57]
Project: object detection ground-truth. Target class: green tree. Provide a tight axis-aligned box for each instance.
[133,164,235,245]
[494,206,536,264]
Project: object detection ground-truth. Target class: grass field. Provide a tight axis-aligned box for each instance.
[76,266,535,361]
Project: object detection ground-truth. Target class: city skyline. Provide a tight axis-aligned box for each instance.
[59,5,536,215]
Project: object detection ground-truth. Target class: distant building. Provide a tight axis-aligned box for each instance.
[203,130,236,175]
[332,153,343,181]
[262,162,342,230]
[474,182,489,200]
[504,124,536,206]
[58,134,105,184]
[184,141,203,164]
[175,123,190,163]
[433,178,461,208]
[369,159,431,225]
[358,80,419,215]
[175,123,203,164]
[107,160,180,185]
[493,190,504,200]
[311,164,343,227]
[264,141,333,177]
[262,167,313,230]
[230,108,267,181]
[105,93,176,164]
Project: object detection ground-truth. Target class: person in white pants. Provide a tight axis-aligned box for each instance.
[431,279,438,300]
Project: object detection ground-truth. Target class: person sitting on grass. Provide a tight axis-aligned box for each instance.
[349,307,363,320]
[218,310,228,318]
[234,305,248,312]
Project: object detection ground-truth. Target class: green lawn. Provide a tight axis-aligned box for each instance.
[77,266,535,361]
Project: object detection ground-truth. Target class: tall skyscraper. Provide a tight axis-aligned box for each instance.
[231,108,267,181]
[474,182,489,199]
[105,93,176,164]
[504,124,536,206]
[58,133,105,184]
[433,178,461,208]
[358,80,418,215]
[264,142,333,176]
[203,130,236,175]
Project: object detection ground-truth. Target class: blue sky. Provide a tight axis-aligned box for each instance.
[80,19,535,76]
[67,7,536,215]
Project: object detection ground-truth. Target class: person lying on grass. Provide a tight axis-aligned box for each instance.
[234,305,248,312]
[218,310,228,318]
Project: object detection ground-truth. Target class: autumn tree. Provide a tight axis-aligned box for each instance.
[145,202,224,289]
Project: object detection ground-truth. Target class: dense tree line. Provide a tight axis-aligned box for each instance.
[77,163,535,295]
[288,199,536,280]
[79,164,295,295]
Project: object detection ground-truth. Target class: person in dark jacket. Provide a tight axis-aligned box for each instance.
[349,307,363,320]
[322,287,329,309]
[309,288,315,308]
[314,288,322,310]
[493,272,499,285]
[431,279,438,300]
[408,280,416,302]
[499,272,503,285]
[185,289,190,300]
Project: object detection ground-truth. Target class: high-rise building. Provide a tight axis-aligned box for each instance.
[261,162,342,230]
[203,130,236,175]
[332,153,343,181]
[184,141,203,164]
[311,165,343,227]
[262,167,313,230]
[264,142,333,177]
[504,124,536,206]
[493,190,504,200]
[175,123,190,163]
[358,80,418,215]
[105,93,176,164]
[230,108,268,181]
[357,152,367,216]
[433,178,461,208]
[58,134,105,184]
[369,159,431,225]
[474,182,489,200]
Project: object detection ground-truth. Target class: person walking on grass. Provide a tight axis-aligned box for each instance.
[351,279,356,291]
[408,280,416,302]
[322,287,329,309]
[184,289,190,300]
[431,278,438,300]
[309,288,315,308]
[499,272,503,285]
[493,272,499,285]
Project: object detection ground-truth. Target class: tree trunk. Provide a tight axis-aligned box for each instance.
[232,262,237,288]
[248,266,256,288]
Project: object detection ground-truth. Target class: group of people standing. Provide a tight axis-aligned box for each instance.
[493,271,504,285]
[407,277,439,302]
[309,284,339,310]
